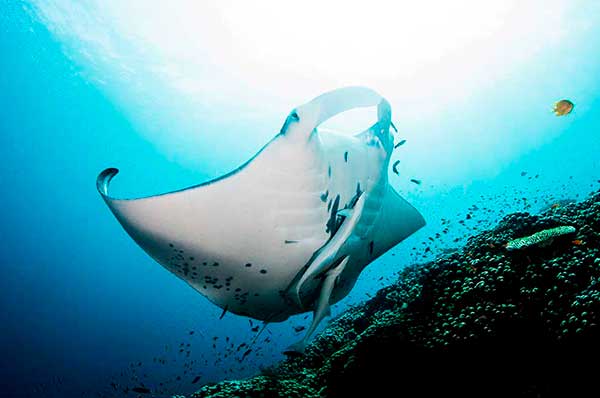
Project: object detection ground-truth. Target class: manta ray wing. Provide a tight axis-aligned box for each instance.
[97,135,331,322]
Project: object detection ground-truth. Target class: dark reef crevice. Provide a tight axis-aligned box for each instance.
[190,190,600,398]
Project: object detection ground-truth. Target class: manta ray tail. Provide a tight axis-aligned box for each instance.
[284,340,308,356]
[249,322,269,348]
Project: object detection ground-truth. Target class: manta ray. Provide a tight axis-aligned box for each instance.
[97,86,425,352]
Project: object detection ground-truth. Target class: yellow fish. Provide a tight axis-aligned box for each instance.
[553,99,574,116]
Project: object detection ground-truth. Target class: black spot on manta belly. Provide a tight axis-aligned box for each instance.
[344,151,348,162]
[284,240,299,244]
[320,190,329,202]
[328,164,332,177]
[326,194,341,235]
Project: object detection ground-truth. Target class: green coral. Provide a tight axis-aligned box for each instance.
[506,225,576,251]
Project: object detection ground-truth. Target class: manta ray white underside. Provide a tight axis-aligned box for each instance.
[97,87,425,352]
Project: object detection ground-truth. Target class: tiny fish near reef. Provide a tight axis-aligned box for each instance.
[505,225,576,251]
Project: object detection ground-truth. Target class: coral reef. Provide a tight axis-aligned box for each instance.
[190,190,600,398]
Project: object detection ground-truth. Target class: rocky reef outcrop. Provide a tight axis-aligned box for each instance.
[191,190,600,398]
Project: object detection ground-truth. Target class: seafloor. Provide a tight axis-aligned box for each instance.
[189,189,600,397]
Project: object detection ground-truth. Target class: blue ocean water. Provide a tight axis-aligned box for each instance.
[1,1,600,397]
